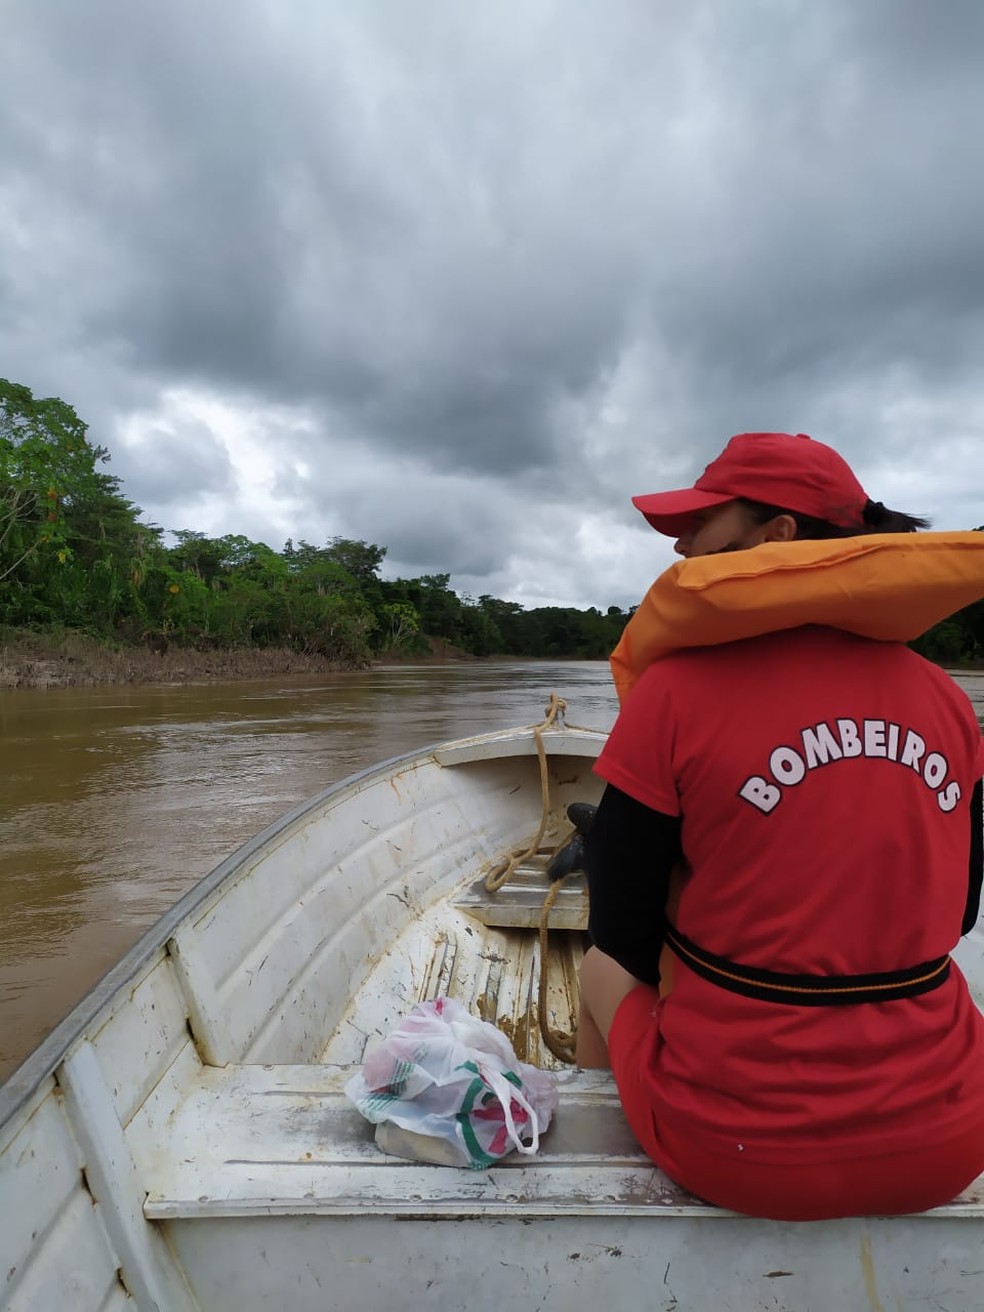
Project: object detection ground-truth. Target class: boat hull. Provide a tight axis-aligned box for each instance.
[163,1211,984,1312]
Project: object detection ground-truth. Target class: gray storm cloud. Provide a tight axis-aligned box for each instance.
[1,0,982,608]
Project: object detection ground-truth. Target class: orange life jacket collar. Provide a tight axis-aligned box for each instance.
[611,531,984,705]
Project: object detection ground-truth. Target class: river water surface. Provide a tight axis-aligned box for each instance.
[2,661,983,1083]
[0,661,619,1080]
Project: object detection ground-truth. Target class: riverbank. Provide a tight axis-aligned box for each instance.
[0,630,479,689]
[4,629,975,690]
[0,631,347,689]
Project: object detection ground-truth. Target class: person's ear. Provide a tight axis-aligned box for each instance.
[756,513,797,544]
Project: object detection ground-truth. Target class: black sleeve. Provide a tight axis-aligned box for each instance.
[583,782,683,987]
[963,779,983,936]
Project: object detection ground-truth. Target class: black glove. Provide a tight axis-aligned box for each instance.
[546,803,597,881]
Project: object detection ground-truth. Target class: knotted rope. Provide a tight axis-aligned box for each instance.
[483,693,568,894]
[483,692,582,1064]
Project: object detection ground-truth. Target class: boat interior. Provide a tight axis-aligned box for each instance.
[4,725,984,1311]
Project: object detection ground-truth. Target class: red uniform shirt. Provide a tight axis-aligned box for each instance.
[596,625,984,1165]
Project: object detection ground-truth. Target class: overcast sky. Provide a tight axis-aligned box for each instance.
[2,1,983,610]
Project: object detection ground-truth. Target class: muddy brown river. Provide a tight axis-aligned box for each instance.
[0,661,619,1080]
[2,662,982,1083]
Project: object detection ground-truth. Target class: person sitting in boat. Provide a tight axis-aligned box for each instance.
[576,431,984,1221]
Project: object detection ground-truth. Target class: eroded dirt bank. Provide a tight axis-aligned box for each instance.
[0,631,477,689]
[0,632,359,689]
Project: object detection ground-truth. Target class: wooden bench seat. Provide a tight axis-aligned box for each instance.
[454,865,589,930]
[141,1063,713,1220]
[141,1062,984,1222]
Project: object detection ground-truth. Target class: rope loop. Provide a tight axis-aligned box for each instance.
[483,693,571,894]
[542,692,567,727]
[483,722,551,894]
[482,691,584,1063]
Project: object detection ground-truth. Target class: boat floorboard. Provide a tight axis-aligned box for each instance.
[317,893,585,1071]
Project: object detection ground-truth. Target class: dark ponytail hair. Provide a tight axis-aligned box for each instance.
[859,500,930,534]
[739,497,931,540]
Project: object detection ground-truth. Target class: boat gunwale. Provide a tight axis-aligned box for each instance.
[0,723,604,1131]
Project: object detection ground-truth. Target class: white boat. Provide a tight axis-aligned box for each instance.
[2,704,984,1312]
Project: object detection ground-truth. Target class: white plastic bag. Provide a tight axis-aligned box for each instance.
[345,997,559,1169]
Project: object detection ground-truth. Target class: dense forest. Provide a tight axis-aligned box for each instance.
[1,378,982,669]
[0,380,629,666]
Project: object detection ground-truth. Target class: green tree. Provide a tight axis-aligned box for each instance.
[324,537,386,582]
[379,600,421,650]
[478,595,524,652]
[0,379,147,628]
[1,381,92,584]
[167,531,230,585]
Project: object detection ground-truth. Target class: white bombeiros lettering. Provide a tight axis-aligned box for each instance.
[863,719,886,757]
[769,746,807,785]
[886,722,901,760]
[938,781,961,813]
[900,730,926,771]
[801,723,843,768]
[739,717,962,815]
[739,776,781,814]
[837,718,862,758]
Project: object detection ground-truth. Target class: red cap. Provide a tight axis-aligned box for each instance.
[632,432,868,537]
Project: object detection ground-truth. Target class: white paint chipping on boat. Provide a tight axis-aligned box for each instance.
[2,719,984,1312]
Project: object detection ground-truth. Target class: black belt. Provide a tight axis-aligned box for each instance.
[664,922,950,1006]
